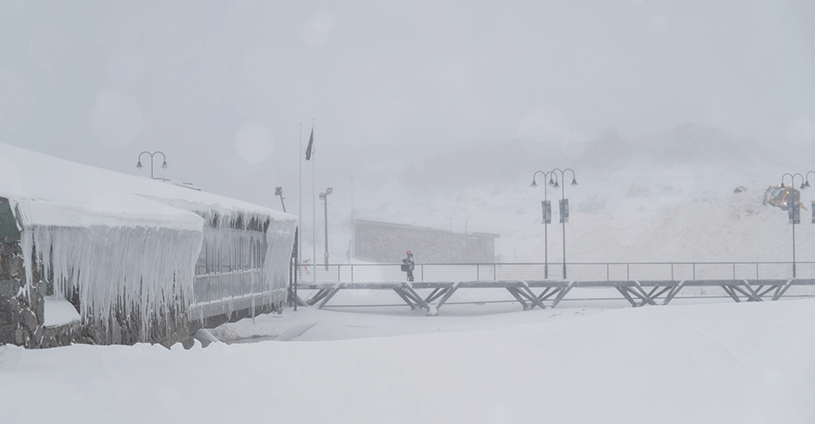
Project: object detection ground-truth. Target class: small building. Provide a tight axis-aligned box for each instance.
[0,144,297,348]
[354,219,499,264]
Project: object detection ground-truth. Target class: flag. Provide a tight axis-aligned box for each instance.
[305,128,314,160]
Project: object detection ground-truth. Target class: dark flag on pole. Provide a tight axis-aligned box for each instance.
[305,128,314,160]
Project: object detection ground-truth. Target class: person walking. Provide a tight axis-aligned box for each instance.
[402,250,415,282]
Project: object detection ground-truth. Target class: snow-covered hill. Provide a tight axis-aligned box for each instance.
[343,157,814,265]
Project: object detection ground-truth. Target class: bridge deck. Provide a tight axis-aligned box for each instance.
[294,279,815,314]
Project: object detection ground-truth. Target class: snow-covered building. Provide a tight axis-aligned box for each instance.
[0,144,297,348]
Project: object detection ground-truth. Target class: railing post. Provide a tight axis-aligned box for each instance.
[477,264,480,281]
[421,264,424,282]
[693,263,696,280]
[338,264,340,281]
[351,264,354,282]
[607,263,610,281]
[493,263,497,282]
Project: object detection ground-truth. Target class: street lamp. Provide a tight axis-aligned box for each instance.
[781,173,804,278]
[803,171,815,189]
[319,187,333,271]
[275,187,286,212]
[550,168,578,279]
[136,151,168,179]
[531,170,559,278]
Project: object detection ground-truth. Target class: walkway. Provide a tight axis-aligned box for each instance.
[292,261,815,314]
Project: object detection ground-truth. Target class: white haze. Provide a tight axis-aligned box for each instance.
[1,1,814,263]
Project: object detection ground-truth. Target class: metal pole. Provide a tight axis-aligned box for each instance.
[324,193,329,271]
[312,121,316,283]
[781,172,804,278]
[561,178,566,279]
[792,212,796,278]
[298,123,302,284]
[294,227,300,312]
[544,184,549,279]
[350,175,354,262]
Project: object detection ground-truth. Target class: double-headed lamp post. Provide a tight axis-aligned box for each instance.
[551,168,578,279]
[136,151,168,179]
[781,173,805,278]
[319,187,333,271]
[531,170,559,278]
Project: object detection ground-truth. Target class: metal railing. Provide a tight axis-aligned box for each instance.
[192,269,265,305]
[295,261,815,284]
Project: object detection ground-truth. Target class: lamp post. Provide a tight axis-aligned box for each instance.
[807,171,815,224]
[781,173,804,278]
[531,170,558,278]
[550,168,578,279]
[275,187,286,213]
[136,151,168,179]
[319,187,333,271]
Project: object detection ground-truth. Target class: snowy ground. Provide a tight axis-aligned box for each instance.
[2,160,815,423]
[2,300,814,423]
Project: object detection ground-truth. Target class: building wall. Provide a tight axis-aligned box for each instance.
[354,220,498,264]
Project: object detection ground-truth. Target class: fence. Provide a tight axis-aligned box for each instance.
[296,261,815,284]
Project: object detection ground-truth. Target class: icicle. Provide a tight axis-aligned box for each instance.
[24,224,202,343]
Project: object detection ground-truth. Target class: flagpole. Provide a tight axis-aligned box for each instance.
[311,119,317,283]
[297,123,302,310]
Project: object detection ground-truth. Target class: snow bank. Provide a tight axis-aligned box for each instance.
[42,297,80,327]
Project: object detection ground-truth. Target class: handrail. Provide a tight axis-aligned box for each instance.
[294,261,815,284]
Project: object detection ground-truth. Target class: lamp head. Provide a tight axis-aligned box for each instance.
[571,177,578,186]
[326,187,333,195]
[136,160,143,169]
[548,176,555,186]
[552,180,559,188]
[530,179,538,188]
[161,160,168,169]
[275,187,283,196]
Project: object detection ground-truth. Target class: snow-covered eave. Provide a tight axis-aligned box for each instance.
[11,197,205,233]
[141,195,298,230]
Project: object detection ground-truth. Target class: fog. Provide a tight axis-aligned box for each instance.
[1,0,814,232]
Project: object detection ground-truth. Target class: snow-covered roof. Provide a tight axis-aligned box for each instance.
[0,143,295,231]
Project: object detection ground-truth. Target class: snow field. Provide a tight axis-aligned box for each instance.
[2,300,814,424]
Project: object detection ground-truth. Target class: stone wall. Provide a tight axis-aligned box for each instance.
[354,220,499,264]
[0,241,80,348]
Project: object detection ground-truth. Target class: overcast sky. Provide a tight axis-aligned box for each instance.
[1,0,813,210]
